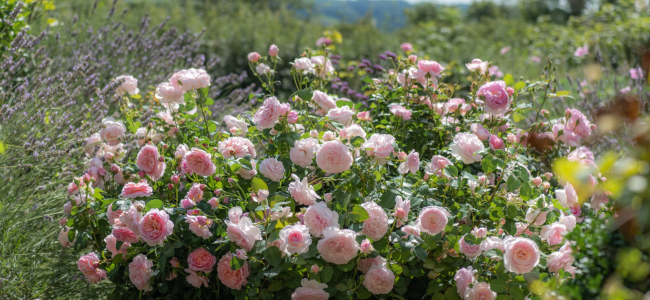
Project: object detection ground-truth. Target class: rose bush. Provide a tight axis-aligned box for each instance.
[59,46,610,299]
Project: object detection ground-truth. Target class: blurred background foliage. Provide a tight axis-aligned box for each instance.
[1,0,650,299]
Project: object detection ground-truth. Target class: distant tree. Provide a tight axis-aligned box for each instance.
[405,3,462,26]
[567,0,588,15]
[465,1,501,22]
[518,0,569,23]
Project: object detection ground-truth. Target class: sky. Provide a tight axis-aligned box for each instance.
[404,0,498,4]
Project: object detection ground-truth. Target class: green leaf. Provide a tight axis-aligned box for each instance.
[268,281,283,292]
[349,205,370,222]
[251,177,269,194]
[321,266,334,283]
[556,91,570,96]
[414,247,429,260]
[295,89,313,101]
[504,218,517,236]
[357,284,372,299]
[504,74,514,86]
[263,247,282,267]
[444,165,458,178]
[362,76,373,84]
[204,97,214,105]
[481,155,503,173]
[208,121,217,132]
[509,285,525,300]
[231,256,245,270]
[514,81,526,90]
[350,136,365,148]
[506,176,521,192]
[336,99,355,108]
[144,199,164,212]
[379,190,398,209]
[490,278,508,293]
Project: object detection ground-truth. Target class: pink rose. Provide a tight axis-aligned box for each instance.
[279,224,312,254]
[401,225,421,238]
[99,118,126,146]
[217,252,251,290]
[181,198,196,209]
[478,81,510,116]
[289,174,321,205]
[360,202,389,241]
[532,177,543,186]
[253,97,283,130]
[322,131,336,141]
[362,134,396,164]
[556,183,578,208]
[400,43,413,52]
[311,56,335,78]
[466,59,488,73]
[310,265,320,273]
[408,54,418,63]
[226,217,262,251]
[417,206,451,235]
[228,207,243,223]
[425,155,453,177]
[188,247,217,273]
[59,227,75,247]
[489,134,505,150]
[136,144,166,180]
[184,148,216,177]
[565,109,592,139]
[464,282,497,300]
[248,52,261,62]
[525,206,549,226]
[304,202,339,238]
[115,75,139,96]
[186,183,204,202]
[360,238,374,253]
[223,115,248,135]
[327,105,355,126]
[118,205,142,235]
[290,138,319,168]
[218,137,256,159]
[287,111,299,123]
[547,243,574,273]
[129,254,153,291]
[446,98,466,113]
[311,91,337,113]
[500,46,510,55]
[503,237,540,274]
[293,57,314,74]
[112,227,139,244]
[291,279,329,300]
[77,253,107,284]
[454,267,477,296]
[186,215,213,239]
[138,209,174,246]
[357,111,371,121]
[389,105,412,121]
[450,132,485,164]
[237,160,257,180]
[107,203,122,225]
[358,256,386,274]
[398,150,419,175]
[394,196,411,227]
[363,265,395,295]
[480,237,505,252]
[340,124,367,141]
[169,68,211,91]
[259,158,286,182]
[559,212,577,232]
[541,223,567,246]
[185,268,209,288]
[574,45,589,57]
[317,226,359,264]
[156,82,184,104]
[471,227,487,238]
[120,181,152,198]
[104,234,129,258]
[84,133,102,154]
[316,140,353,173]
[208,197,219,209]
[413,60,445,86]
[459,235,483,259]
[269,45,279,57]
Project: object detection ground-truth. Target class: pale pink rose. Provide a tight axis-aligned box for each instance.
[84,133,102,154]
[185,268,209,288]
[466,59,488,73]
[256,63,272,75]
[541,223,567,246]
[459,235,483,259]
[503,237,540,274]
[259,158,285,182]
[184,148,216,176]
[323,193,333,203]
[398,150,419,175]
[480,237,505,252]
[226,217,262,251]
[516,222,534,237]
[478,81,510,116]
[559,212,577,231]
[500,46,511,54]
[630,67,644,79]
[269,44,279,57]
[248,52,261,62]
[156,82,184,104]
[208,197,219,209]
[417,206,451,235]
[316,140,353,173]
[446,98,466,113]
[363,265,395,295]
[186,215,213,239]
[118,205,142,235]
[136,144,166,180]
[362,134,396,164]
[390,104,412,121]
[311,56,335,78]
[464,282,497,300]
[279,224,312,255]
[186,183,204,202]
[234,249,248,260]
[357,256,386,274]
[317,226,359,264]
[107,203,123,225]
[553,123,581,147]
[99,118,126,146]
[59,227,74,247]
[289,174,321,205]
[293,57,314,74]
[489,134,505,151]
[169,68,211,91]
[360,238,374,253]
[556,183,578,208]
[489,65,504,77]
[408,54,418,63]
[237,160,257,180]
[360,202,389,241]
[223,115,248,135]
[525,207,548,226]
[138,209,174,246]
[187,247,217,273]
[287,111,299,123]
[129,254,153,291]
[217,252,251,290]
[400,43,413,52]
[327,105,355,126]
[357,111,371,121]
[228,207,243,223]
[310,265,320,273]
[311,91,337,113]
[567,146,596,167]
[304,202,339,238]
[460,103,471,115]
[120,181,153,198]
[251,189,269,203]
[450,132,485,164]
[591,191,609,210]
[471,227,487,238]
[104,234,129,258]
[574,45,589,57]
[401,225,421,237]
[181,198,196,209]
[532,177,543,186]
[454,267,477,296]
[413,60,444,86]
[175,144,189,159]
[339,124,367,140]
[425,155,453,177]
[218,137,256,159]
[394,196,411,227]
[115,75,139,96]
[253,97,283,130]
[322,131,336,141]
[291,279,329,300]
[565,108,593,139]
[290,138,319,168]
[112,227,139,244]
[78,253,107,284]
[547,243,574,273]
